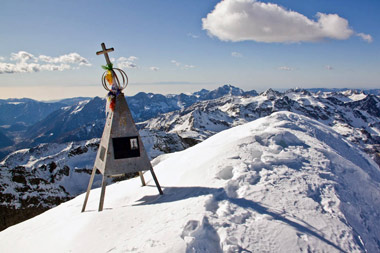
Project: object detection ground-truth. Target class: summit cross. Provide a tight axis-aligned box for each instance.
[96,42,114,65]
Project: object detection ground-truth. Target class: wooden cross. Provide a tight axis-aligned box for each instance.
[96,42,114,65]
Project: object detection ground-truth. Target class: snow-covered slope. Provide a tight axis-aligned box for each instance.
[1,112,379,252]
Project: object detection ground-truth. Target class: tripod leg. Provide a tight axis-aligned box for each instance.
[81,167,97,213]
[98,175,107,211]
[150,168,163,195]
[139,171,146,186]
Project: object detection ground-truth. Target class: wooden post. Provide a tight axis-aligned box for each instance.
[139,171,146,186]
[98,175,108,211]
[150,168,163,195]
[81,167,97,212]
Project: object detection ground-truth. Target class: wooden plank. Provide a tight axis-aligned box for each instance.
[98,175,108,211]
[150,168,163,195]
[139,171,146,186]
[81,167,97,212]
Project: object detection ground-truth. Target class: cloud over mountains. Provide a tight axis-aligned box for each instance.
[116,56,139,69]
[0,51,91,74]
[202,0,372,43]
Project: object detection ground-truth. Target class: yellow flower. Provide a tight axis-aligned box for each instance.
[105,70,113,85]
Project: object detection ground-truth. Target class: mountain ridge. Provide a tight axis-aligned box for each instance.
[141,88,380,164]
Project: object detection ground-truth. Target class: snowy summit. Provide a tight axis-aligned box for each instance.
[1,112,380,252]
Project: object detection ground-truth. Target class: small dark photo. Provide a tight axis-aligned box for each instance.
[112,136,140,159]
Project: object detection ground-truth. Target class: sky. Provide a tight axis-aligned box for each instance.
[0,0,379,100]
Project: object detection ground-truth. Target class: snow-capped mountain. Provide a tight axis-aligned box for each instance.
[0,85,251,154]
[1,112,379,252]
[307,88,380,96]
[0,129,187,231]
[142,88,380,166]
[22,97,106,146]
[128,84,255,122]
[0,97,91,160]
[0,98,67,127]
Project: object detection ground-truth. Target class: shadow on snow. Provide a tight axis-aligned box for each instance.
[135,186,346,252]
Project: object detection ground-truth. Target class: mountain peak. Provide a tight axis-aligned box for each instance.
[205,84,244,99]
[285,87,311,96]
[260,88,282,98]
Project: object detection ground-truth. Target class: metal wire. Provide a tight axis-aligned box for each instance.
[101,68,128,92]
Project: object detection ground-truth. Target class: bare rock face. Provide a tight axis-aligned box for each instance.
[0,163,72,231]
[0,206,47,232]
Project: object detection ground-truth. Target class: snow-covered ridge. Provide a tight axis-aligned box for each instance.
[142,88,380,166]
[1,112,379,252]
[70,99,91,115]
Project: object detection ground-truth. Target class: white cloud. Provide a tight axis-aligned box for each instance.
[187,33,199,39]
[325,65,334,70]
[202,0,358,43]
[231,52,243,57]
[184,65,195,69]
[10,51,37,63]
[40,64,71,71]
[117,61,137,69]
[0,62,71,74]
[150,66,159,71]
[39,53,91,66]
[118,56,138,62]
[171,60,181,67]
[278,66,294,71]
[0,51,90,74]
[0,56,5,61]
[116,56,138,69]
[356,33,373,43]
[171,60,195,70]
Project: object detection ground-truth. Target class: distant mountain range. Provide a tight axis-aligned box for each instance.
[142,88,380,157]
[0,85,254,159]
[306,88,380,95]
[1,86,379,161]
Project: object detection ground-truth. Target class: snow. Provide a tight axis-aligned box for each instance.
[340,90,367,101]
[7,102,24,105]
[1,112,380,252]
[348,93,367,101]
[70,100,90,115]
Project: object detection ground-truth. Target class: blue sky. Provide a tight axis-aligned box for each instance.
[0,0,379,100]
